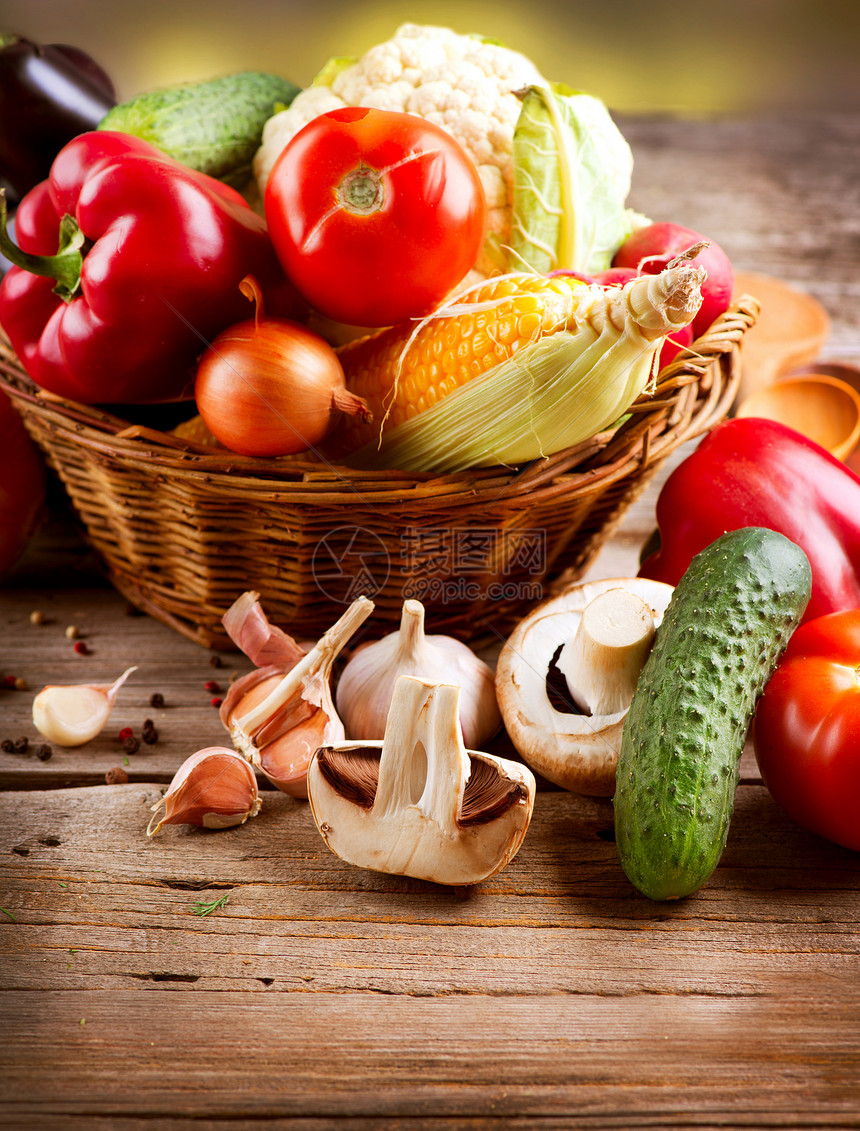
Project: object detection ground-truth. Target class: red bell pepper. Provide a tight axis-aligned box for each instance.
[0,130,297,403]
[752,610,860,851]
[639,416,860,623]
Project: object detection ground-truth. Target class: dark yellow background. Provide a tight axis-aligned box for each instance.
[2,0,859,116]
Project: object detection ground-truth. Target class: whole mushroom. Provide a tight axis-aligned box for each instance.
[495,577,674,796]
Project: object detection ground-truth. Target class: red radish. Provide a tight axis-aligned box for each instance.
[612,222,734,338]
[591,267,638,286]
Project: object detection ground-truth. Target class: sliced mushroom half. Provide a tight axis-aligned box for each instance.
[495,577,674,796]
[307,675,536,886]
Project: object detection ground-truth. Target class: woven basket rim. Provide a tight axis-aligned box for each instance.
[0,295,758,647]
[0,295,759,493]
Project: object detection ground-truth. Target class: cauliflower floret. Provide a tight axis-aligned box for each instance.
[254,23,548,279]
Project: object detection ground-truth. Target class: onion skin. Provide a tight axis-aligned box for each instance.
[194,293,370,457]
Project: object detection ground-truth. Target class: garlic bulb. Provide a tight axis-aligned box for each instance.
[221,596,375,797]
[32,666,138,747]
[147,747,261,836]
[335,600,500,746]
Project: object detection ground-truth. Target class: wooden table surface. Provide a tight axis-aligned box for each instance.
[2,112,859,1129]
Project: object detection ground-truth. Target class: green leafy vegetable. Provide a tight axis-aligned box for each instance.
[510,84,635,275]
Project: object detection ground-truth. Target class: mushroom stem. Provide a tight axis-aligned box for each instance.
[373,678,469,832]
[557,589,656,716]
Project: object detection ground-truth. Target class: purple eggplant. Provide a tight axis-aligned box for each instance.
[0,34,117,205]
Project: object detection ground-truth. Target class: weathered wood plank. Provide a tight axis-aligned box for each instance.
[1,785,856,1001]
[0,584,254,789]
[2,988,859,1125]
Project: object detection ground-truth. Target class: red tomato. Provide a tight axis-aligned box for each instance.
[264,107,487,328]
[753,609,860,851]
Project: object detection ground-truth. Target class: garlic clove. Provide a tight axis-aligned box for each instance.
[255,706,330,799]
[218,666,302,744]
[308,675,536,886]
[223,596,375,796]
[222,590,307,668]
[32,666,138,747]
[146,746,261,837]
[335,599,500,746]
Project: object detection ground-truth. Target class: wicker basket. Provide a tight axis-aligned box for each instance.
[0,298,757,649]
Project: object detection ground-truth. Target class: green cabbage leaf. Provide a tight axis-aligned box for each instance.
[510,84,635,275]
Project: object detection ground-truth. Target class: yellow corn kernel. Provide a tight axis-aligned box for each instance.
[327,273,584,455]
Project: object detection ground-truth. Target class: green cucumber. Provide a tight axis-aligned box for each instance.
[614,527,811,901]
[99,71,300,187]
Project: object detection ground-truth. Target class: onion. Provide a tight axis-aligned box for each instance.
[194,276,371,457]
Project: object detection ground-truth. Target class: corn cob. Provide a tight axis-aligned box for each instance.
[326,273,587,456]
[342,263,705,474]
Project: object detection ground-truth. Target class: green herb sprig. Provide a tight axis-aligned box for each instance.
[191,893,230,917]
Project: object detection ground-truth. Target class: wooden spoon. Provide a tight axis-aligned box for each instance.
[735,374,860,461]
[732,272,831,403]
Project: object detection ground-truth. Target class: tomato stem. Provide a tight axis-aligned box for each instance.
[337,166,384,215]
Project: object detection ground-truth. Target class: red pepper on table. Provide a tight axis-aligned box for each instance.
[639,416,860,623]
[0,130,298,403]
[752,609,860,851]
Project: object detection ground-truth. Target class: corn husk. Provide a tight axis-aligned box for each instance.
[347,264,704,474]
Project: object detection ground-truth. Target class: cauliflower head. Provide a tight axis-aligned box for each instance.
[254,23,548,278]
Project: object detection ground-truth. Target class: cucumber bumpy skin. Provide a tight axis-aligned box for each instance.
[99,72,300,187]
[614,527,812,901]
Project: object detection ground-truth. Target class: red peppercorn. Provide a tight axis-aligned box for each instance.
[210,697,222,708]
[73,641,89,655]
[204,680,221,693]
[118,727,134,742]
[2,674,16,688]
